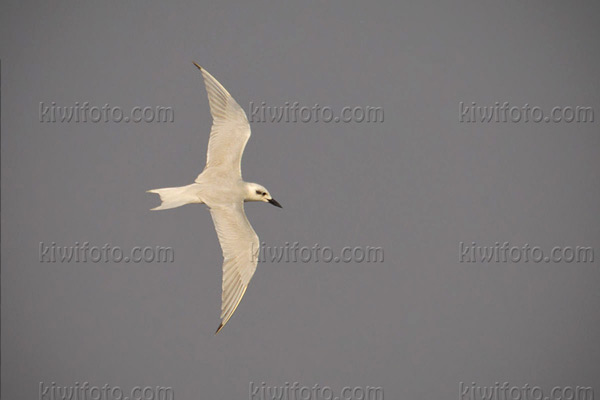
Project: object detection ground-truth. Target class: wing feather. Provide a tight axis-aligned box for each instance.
[209,202,259,333]
[194,64,251,179]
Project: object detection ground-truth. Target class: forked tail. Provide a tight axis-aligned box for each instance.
[147,184,202,210]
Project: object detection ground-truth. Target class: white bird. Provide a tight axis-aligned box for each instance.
[148,63,282,334]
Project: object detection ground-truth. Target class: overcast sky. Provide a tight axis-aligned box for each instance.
[2,1,600,399]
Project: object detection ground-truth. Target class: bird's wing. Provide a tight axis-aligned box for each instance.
[209,202,260,333]
[194,64,251,179]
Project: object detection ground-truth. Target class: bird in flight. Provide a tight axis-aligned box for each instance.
[148,63,282,334]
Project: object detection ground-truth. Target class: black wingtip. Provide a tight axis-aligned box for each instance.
[193,62,202,71]
[215,323,224,335]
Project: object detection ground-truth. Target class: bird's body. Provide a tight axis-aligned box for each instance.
[148,64,281,334]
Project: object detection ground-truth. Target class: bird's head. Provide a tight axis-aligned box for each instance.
[245,183,282,208]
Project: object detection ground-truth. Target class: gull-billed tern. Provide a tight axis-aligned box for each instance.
[148,63,282,334]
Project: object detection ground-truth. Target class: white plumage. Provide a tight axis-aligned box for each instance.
[148,64,282,334]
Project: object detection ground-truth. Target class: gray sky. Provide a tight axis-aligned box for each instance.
[2,1,599,399]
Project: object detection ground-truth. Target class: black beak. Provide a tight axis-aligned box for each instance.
[268,198,282,208]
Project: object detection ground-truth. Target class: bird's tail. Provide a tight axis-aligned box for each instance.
[147,184,202,210]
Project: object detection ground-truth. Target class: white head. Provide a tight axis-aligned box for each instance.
[244,183,282,208]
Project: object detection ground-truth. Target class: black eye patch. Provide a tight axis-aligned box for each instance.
[256,190,262,195]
